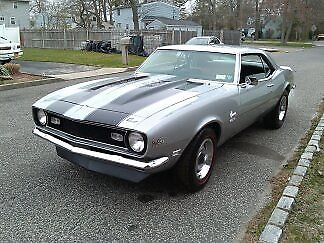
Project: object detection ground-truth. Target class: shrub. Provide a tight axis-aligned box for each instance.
[0,65,11,77]
[3,63,20,75]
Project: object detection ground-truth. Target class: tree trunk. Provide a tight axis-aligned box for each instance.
[285,20,293,43]
[255,0,260,40]
[109,2,113,25]
[281,0,288,44]
[129,0,140,32]
[102,0,108,23]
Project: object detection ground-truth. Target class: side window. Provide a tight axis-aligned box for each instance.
[240,54,266,83]
[260,55,274,78]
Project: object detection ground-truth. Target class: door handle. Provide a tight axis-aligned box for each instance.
[267,84,274,87]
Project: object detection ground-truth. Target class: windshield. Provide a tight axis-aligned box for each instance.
[137,50,236,82]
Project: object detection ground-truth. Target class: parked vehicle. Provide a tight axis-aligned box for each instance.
[0,25,23,64]
[32,45,294,191]
[0,36,23,64]
[186,36,223,45]
[317,34,324,41]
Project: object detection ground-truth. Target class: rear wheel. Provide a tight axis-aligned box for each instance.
[264,91,288,129]
[175,128,217,192]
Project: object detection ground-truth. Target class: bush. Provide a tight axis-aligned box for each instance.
[0,65,11,77]
[3,63,20,75]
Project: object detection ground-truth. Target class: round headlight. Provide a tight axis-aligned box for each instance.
[37,109,47,126]
[128,132,145,153]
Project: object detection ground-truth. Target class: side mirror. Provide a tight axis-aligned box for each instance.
[245,76,258,86]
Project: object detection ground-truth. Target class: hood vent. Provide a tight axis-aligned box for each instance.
[89,75,148,91]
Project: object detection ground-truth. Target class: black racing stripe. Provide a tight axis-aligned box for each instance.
[83,109,129,126]
[97,79,188,114]
[45,100,76,115]
[58,76,150,105]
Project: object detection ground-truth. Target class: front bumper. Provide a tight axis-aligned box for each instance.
[0,51,23,61]
[33,128,170,181]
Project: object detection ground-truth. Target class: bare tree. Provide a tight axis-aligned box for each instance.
[30,0,49,28]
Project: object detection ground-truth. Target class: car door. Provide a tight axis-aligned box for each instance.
[238,54,274,128]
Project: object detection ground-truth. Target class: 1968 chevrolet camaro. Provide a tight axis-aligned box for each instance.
[32,45,294,191]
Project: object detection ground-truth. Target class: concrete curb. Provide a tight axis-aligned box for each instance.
[0,66,137,91]
[259,113,324,243]
[0,77,65,91]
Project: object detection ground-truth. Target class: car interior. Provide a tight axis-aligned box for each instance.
[240,54,274,84]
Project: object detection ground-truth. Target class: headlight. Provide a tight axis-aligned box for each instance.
[37,109,47,126]
[128,132,145,153]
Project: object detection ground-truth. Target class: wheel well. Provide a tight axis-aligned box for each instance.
[285,84,291,94]
[205,122,221,142]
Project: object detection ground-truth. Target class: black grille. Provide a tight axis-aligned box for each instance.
[47,113,127,148]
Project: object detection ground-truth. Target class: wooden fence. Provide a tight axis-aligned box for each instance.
[20,29,241,54]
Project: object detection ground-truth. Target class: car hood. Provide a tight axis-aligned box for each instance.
[34,74,223,126]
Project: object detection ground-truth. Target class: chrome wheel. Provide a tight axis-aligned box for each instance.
[278,96,287,121]
[195,138,214,180]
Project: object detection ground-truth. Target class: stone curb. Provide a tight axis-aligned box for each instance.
[259,113,324,243]
[0,77,65,91]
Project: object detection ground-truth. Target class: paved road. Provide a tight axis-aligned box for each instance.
[13,60,98,76]
[1,47,323,242]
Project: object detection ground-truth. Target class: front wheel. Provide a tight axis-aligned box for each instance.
[174,128,217,192]
[264,91,288,129]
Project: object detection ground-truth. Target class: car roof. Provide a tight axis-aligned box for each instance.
[158,44,266,55]
[190,36,214,39]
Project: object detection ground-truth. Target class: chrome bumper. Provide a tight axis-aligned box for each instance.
[33,128,169,172]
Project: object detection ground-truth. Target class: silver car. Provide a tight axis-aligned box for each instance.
[32,45,294,191]
[186,36,223,45]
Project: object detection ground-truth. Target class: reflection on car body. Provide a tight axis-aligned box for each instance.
[32,45,294,192]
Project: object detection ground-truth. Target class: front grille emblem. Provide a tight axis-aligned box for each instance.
[51,117,61,125]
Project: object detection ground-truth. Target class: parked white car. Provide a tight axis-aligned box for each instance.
[0,36,23,64]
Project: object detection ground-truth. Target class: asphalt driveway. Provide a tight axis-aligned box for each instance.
[13,60,98,76]
[0,47,323,242]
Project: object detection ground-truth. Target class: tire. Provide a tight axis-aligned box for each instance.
[264,91,288,129]
[174,127,217,192]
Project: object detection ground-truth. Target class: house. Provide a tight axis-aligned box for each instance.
[113,1,202,35]
[146,16,202,36]
[0,0,30,29]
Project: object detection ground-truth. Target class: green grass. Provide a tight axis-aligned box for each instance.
[21,48,146,68]
[243,100,324,242]
[245,39,314,48]
[281,139,324,242]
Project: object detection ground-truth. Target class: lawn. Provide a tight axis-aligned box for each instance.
[21,48,147,68]
[244,39,314,48]
[281,138,324,242]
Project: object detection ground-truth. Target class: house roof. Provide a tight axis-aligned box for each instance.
[148,17,201,27]
[114,1,178,10]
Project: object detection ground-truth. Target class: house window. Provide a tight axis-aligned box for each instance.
[126,24,129,30]
[13,2,18,8]
[0,16,4,22]
[10,17,16,25]
[92,16,97,22]
[117,23,121,28]
[117,9,121,16]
